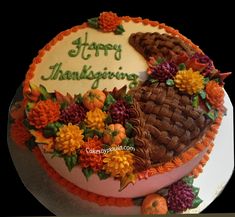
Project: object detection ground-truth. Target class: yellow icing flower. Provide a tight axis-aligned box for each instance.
[85,108,107,131]
[55,123,84,155]
[103,150,134,178]
[174,68,204,95]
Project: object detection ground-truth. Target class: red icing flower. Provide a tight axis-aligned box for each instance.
[98,12,121,32]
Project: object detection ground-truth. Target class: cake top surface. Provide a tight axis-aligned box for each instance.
[23,13,202,96]
[19,12,230,185]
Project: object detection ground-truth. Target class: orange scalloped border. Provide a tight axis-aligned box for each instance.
[23,16,223,207]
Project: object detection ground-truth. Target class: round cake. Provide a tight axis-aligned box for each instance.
[9,12,231,214]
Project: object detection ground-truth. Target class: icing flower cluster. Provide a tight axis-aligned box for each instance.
[146,52,229,120]
[11,84,136,185]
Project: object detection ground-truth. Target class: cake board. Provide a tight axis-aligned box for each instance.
[7,86,234,215]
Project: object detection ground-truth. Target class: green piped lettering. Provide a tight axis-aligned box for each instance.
[41,63,139,90]
[68,32,122,60]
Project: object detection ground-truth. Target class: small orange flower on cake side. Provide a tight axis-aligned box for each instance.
[103,150,134,178]
[80,136,104,172]
[98,12,121,32]
[174,68,204,95]
[55,123,84,156]
[10,119,31,148]
[28,99,60,129]
[205,80,224,109]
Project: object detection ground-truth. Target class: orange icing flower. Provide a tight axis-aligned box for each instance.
[98,12,121,32]
[10,119,31,147]
[103,150,134,178]
[28,99,60,129]
[174,68,204,95]
[55,123,84,155]
[206,80,224,109]
[85,108,107,131]
[80,136,104,172]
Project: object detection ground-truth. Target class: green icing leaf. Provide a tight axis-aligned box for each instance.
[182,176,194,186]
[105,114,113,125]
[64,154,77,172]
[103,93,116,111]
[205,109,218,121]
[26,137,37,151]
[43,122,62,138]
[199,90,206,100]
[60,102,68,109]
[39,84,51,100]
[156,57,165,64]
[125,122,133,137]
[168,210,175,214]
[193,186,200,197]
[74,93,83,104]
[23,119,35,130]
[166,79,174,86]
[87,17,99,29]
[203,77,210,85]
[214,109,219,119]
[122,137,135,148]
[114,24,125,35]
[178,63,186,70]
[51,150,63,159]
[191,196,203,208]
[148,78,159,84]
[93,129,103,138]
[133,197,145,206]
[122,137,129,146]
[214,78,221,83]
[205,101,212,110]
[82,167,94,181]
[192,95,199,108]
[26,102,35,113]
[97,170,110,180]
[83,127,103,140]
[124,95,133,105]
[102,143,110,149]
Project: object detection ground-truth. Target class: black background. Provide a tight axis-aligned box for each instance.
[1,1,234,215]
